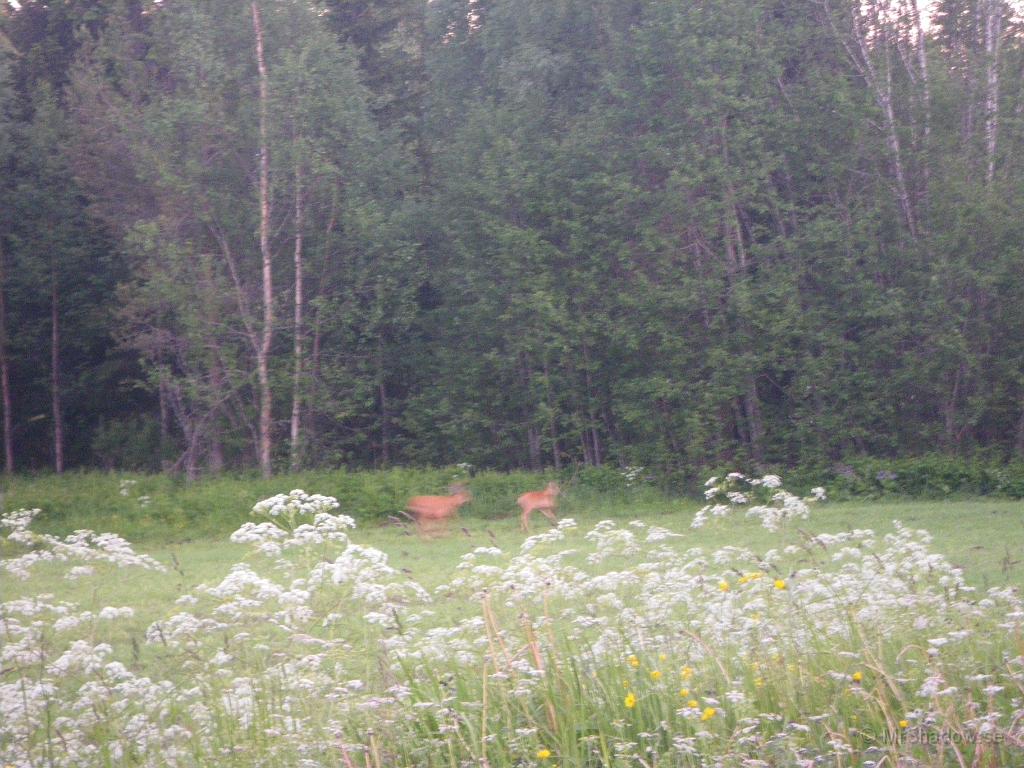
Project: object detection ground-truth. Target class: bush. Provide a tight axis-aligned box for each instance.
[801,455,1024,500]
[90,416,164,472]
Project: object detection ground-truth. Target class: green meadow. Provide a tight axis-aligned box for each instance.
[4,470,1023,590]
[4,472,1024,766]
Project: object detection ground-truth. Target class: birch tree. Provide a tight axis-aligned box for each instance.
[983,0,1005,183]
[0,50,13,473]
[251,1,274,477]
[815,0,937,237]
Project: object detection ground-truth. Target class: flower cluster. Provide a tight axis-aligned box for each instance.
[621,465,646,487]
[1,507,166,581]
[250,488,341,521]
[692,472,825,530]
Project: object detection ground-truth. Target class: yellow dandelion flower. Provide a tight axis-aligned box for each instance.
[658,653,667,662]
[718,580,731,592]
[537,748,552,760]
[898,720,909,729]
[679,687,690,697]
[687,699,699,709]
[851,671,863,683]
[624,692,637,709]
[774,579,786,590]
[680,666,694,680]
[754,677,765,688]
[650,670,662,681]
[701,707,716,721]
[627,654,640,668]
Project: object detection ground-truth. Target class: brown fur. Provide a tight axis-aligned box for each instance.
[405,486,471,536]
[517,481,560,532]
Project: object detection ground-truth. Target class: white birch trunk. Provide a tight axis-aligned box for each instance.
[984,0,1002,185]
[822,0,918,238]
[290,156,304,472]
[51,268,64,474]
[252,1,274,478]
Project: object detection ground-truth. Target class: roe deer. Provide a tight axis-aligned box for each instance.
[518,481,560,532]
[405,485,471,536]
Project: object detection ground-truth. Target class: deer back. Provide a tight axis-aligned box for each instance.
[517,482,560,512]
[406,489,471,521]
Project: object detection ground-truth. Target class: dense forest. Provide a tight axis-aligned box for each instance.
[0,0,1022,479]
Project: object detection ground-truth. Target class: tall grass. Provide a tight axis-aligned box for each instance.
[0,467,668,545]
[4,479,1024,766]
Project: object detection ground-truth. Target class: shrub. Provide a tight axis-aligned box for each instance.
[90,416,164,472]
[819,456,1024,500]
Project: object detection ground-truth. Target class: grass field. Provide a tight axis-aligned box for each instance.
[3,473,1024,766]
[7,478,1024,595]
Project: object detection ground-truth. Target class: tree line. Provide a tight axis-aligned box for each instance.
[0,0,1022,479]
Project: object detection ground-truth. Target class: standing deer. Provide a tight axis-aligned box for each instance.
[518,481,560,532]
[405,484,471,536]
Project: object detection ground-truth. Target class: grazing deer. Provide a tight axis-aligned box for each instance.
[405,485,471,536]
[518,481,560,533]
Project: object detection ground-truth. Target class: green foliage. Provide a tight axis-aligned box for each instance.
[2,0,1024,476]
[815,456,1024,500]
[0,468,570,541]
[89,416,163,472]
[572,464,631,493]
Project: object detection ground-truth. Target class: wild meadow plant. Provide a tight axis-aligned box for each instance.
[2,481,1024,766]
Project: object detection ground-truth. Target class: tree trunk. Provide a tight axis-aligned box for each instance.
[51,269,64,474]
[731,398,749,448]
[518,352,541,468]
[822,1,917,238]
[1015,397,1024,457]
[207,361,226,474]
[944,364,964,451]
[311,315,322,383]
[877,32,918,238]
[527,425,542,471]
[581,342,602,466]
[377,335,390,467]
[580,425,594,466]
[983,0,1002,185]
[910,0,931,205]
[744,375,764,466]
[549,417,562,470]
[378,380,390,467]
[0,240,13,474]
[184,422,201,483]
[252,1,274,478]
[158,374,171,471]
[657,399,682,457]
[290,156,305,472]
[543,359,561,470]
[165,382,202,483]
